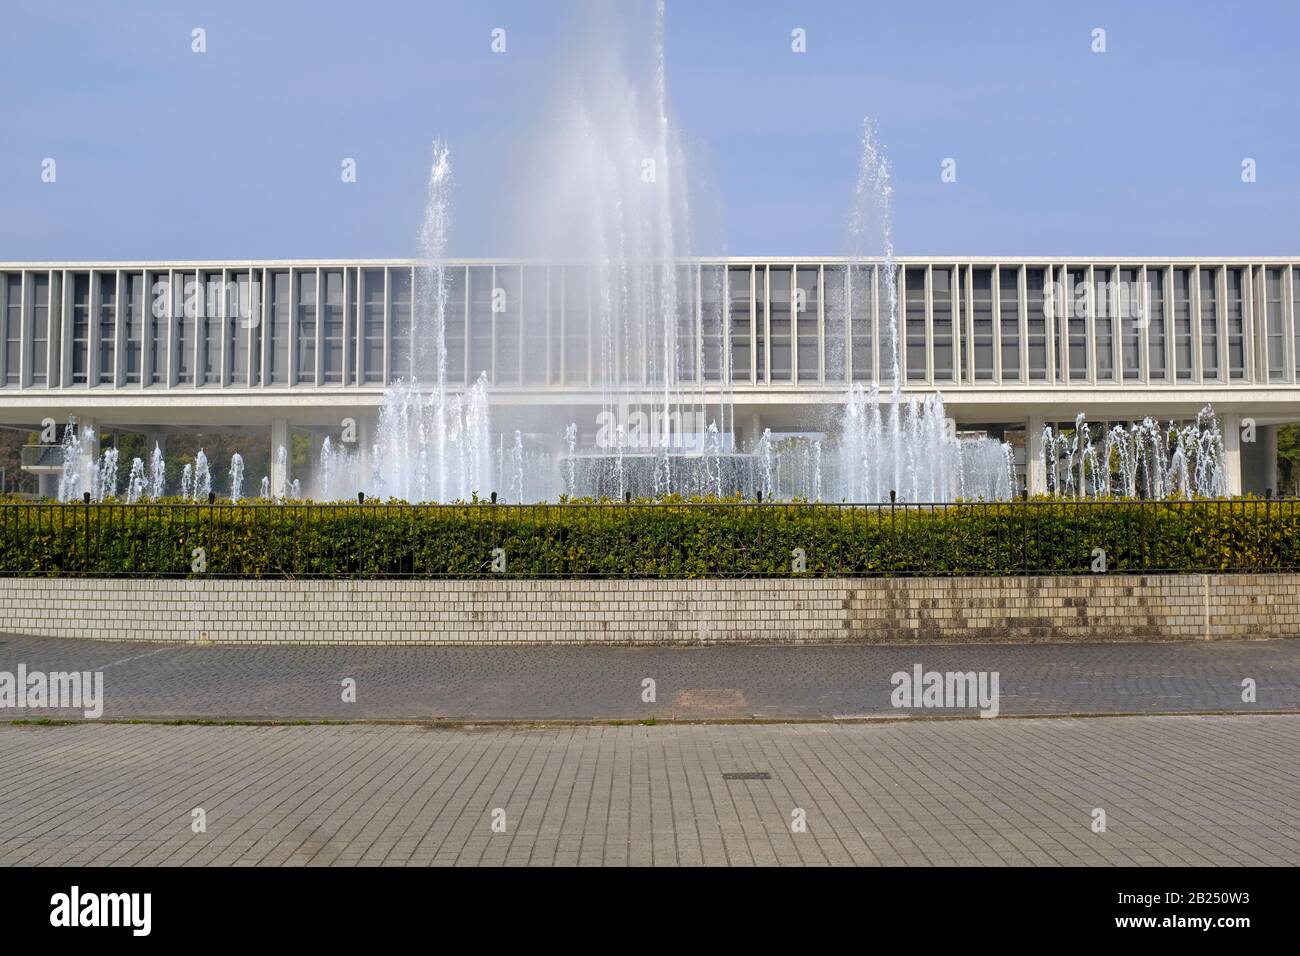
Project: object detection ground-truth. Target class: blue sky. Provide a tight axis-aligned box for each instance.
[1,0,1297,260]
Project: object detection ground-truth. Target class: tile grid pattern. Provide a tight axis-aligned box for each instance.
[1,717,1297,866]
[1,574,1297,645]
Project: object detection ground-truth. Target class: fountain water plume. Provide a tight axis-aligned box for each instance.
[148,443,165,499]
[273,446,288,502]
[93,447,119,502]
[193,450,211,502]
[56,419,83,502]
[126,458,147,504]
[1042,406,1227,499]
[229,453,245,503]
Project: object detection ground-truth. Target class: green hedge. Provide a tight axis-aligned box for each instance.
[0,498,1296,578]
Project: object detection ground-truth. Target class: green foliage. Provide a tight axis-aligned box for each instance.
[0,497,1295,578]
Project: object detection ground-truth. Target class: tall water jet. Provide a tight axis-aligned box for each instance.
[331,141,498,504]
[273,445,287,501]
[193,449,211,502]
[94,447,119,502]
[830,118,1013,501]
[229,453,245,503]
[518,0,717,489]
[148,443,166,499]
[126,457,147,504]
[848,118,899,391]
[57,419,83,502]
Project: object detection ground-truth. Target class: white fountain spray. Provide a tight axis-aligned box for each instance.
[229,452,244,503]
[834,118,1013,501]
[57,419,84,502]
[126,457,146,504]
[193,449,211,502]
[94,447,119,502]
[148,443,165,499]
[1041,406,1227,499]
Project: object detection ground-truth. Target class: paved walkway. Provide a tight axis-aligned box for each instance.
[1,634,1297,720]
[1,716,1297,865]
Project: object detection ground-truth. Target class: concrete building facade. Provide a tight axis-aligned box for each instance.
[2,257,1297,497]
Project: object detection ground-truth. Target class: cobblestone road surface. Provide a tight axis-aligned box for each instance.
[1,634,1296,720]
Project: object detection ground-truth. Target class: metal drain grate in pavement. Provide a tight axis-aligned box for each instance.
[722,771,771,781]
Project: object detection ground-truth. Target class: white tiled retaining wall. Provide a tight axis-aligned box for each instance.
[2,575,1297,645]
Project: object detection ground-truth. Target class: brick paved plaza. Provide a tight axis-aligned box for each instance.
[1,716,1296,866]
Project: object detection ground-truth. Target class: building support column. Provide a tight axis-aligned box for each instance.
[1026,414,1046,496]
[270,418,289,499]
[308,431,325,499]
[1221,413,1242,497]
[749,412,762,451]
[1261,424,1279,496]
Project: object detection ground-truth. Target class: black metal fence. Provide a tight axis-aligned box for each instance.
[0,497,1297,579]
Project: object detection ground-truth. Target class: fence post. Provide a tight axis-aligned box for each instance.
[83,491,90,573]
[889,490,896,575]
[1021,489,1028,575]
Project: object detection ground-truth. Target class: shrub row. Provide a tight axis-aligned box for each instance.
[0,498,1297,578]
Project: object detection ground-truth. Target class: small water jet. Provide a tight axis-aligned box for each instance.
[1042,406,1226,499]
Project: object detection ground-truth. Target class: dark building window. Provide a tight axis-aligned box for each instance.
[933,268,954,381]
[71,273,90,385]
[1093,267,1114,381]
[1225,268,1245,380]
[972,268,994,381]
[388,269,411,382]
[1172,269,1193,380]
[795,265,819,383]
[30,274,49,386]
[1026,268,1047,380]
[1146,268,1166,381]
[124,272,144,385]
[850,265,873,382]
[2,275,20,385]
[1067,268,1088,380]
[905,268,926,381]
[361,270,384,384]
[700,266,725,383]
[296,271,317,384]
[1265,268,1284,382]
[768,266,791,382]
[999,267,1019,381]
[1119,268,1140,381]
[1199,267,1219,380]
[97,272,117,385]
[321,270,344,385]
